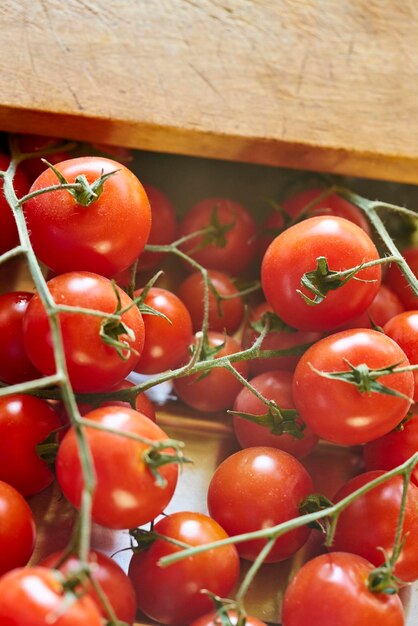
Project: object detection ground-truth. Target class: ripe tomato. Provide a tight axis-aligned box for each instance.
[40,549,136,625]
[232,370,319,458]
[56,406,179,529]
[0,566,102,625]
[137,184,178,271]
[23,272,145,393]
[24,156,151,277]
[293,329,414,445]
[16,133,72,182]
[173,331,249,412]
[331,470,418,583]
[190,611,267,626]
[177,269,244,334]
[261,216,381,331]
[179,197,258,276]
[207,447,313,562]
[0,394,62,496]
[0,291,40,384]
[364,412,418,486]
[128,511,240,625]
[0,480,36,576]
[384,310,418,401]
[340,284,405,330]
[0,153,30,255]
[385,247,418,310]
[134,287,193,374]
[281,552,404,626]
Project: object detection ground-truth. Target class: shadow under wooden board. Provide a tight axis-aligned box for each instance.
[1,1,418,183]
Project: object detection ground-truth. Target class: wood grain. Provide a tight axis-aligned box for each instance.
[0,0,418,182]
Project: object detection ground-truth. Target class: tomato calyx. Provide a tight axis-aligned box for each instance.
[129,527,191,553]
[367,560,404,595]
[299,493,335,539]
[229,403,304,439]
[309,359,413,401]
[205,592,247,626]
[42,159,119,207]
[142,440,192,487]
[191,205,235,252]
[99,284,139,360]
[36,428,61,464]
[250,311,297,335]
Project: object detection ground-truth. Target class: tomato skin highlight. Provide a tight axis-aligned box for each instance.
[128,511,240,625]
[24,156,151,277]
[56,406,178,529]
[0,480,36,576]
[261,216,382,331]
[281,552,405,626]
[293,329,414,445]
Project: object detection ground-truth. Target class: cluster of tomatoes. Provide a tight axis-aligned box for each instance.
[0,135,417,626]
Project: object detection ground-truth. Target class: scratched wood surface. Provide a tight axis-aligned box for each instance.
[0,1,418,182]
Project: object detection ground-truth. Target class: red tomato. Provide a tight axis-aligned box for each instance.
[0,566,102,625]
[385,248,418,310]
[207,447,313,562]
[23,272,145,393]
[56,406,178,529]
[40,549,136,625]
[134,287,193,374]
[0,394,62,496]
[232,370,319,458]
[16,133,72,182]
[261,216,382,331]
[137,184,178,271]
[0,480,36,576]
[331,470,418,583]
[0,291,41,384]
[384,310,418,401]
[24,157,151,277]
[293,329,414,445]
[190,611,267,626]
[364,412,418,486]
[173,331,249,412]
[281,552,404,626]
[128,511,240,625]
[180,197,258,276]
[0,153,29,255]
[177,269,244,334]
[340,284,405,330]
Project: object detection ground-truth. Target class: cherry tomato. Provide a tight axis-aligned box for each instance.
[364,412,418,486]
[23,271,145,393]
[207,447,313,562]
[173,331,249,413]
[16,133,72,182]
[232,370,319,458]
[190,611,267,626]
[24,156,151,277]
[331,470,418,583]
[0,394,62,496]
[261,216,381,331]
[0,480,36,576]
[340,284,405,330]
[128,511,240,625]
[137,184,178,271]
[134,287,193,374]
[56,406,179,529]
[0,291,41,384]
[177,269,244,334]
[180,197,258,276]
[293,329,414,445]
[40,549,136,625]
[385,248,418,310]
[0,153,29,255]
[281,552,404,626]
[0,566,102,625]
[384,310,418,401]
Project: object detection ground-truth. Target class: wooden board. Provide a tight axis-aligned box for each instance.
[0,1,418,182]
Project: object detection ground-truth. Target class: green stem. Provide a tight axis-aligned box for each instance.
[235,537,276,602]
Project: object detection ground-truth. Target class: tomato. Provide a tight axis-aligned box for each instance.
[40,549,136,625]
[56,406,179,529]
[232,370,319,458]
[23,272,145,393]
[173,331,249,413]
[281,552,404,626]
[190,611,267,626]
[364,412,418,486]
[134,287,193,374]
[207,447,313,562]
[177,269,244,334]
[331,470,418,583]
[0,153,30,255]
[0,394,62,496]
[384,310,418,401]
[292,329,414,445]
[24,156,151,277]
[179,197,258,276]
[261,216,382,331]
[16,133,72,182]
[242,301,322,375]
[340,284,405,330]
[137,184,178,271]
[385,247,418,310]
[0,566,102,625]
[0,480,36,576]
[0,291,41,384]
[128,511,240,625]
